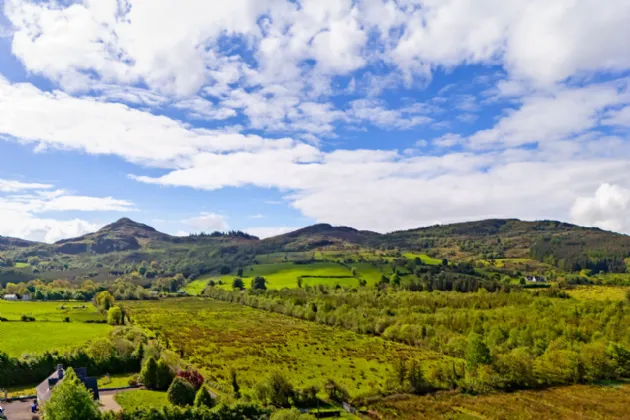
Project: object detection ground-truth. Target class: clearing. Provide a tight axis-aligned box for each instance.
[0,300,104,322]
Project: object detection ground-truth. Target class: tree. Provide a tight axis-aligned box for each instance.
[391,273,401,286]
[107,306,123,325]
[394,359,407,386]
[140,357,158,390]
[95,291,115,311]
[194,385,215,408]
[271,408,317,420]
[297,277,303,288]
[237,268,244,277]
[324,379,349,402]
[42,367,101,420]
[230,368,241,398]
[351,267,358,277]
[466,332,492,370]
[232,278,245,290]
[265,372,294,407]
[167,376,196,406]
[442,258,449,266]
[408,360,431,394]
[626,289,630,303]
[251,276,267,290]
[156,358,175,390]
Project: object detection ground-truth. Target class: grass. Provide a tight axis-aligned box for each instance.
[114,390,170,411]
[183,279,211,296]
[14,262,30,268]
[6,384,37,398]
[97,373,138,389]
[567,285,630,301]
[401,253,442,265]
[219,262,358,289]
[126,298,451,399]
[0,300,104,322]
[0,321,111,357]
[368,382,630,419]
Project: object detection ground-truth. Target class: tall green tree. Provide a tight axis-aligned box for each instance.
[194,385,215,408]
[140,356,158,390]
[251,276,267,290]
[42,367,101,420]
[466,332,492,370]
[156,358,175,390]
[167,376,196,406]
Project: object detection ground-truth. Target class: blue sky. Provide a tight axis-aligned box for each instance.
[1,0,630,242]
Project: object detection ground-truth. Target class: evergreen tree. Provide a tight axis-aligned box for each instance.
[156,358,175,390]
[194,385,215,408]
[140,357,158,390]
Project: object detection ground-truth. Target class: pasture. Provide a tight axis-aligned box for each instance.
[126,298,450,398]
[115,390,170,411]
[0,300,104,322]
[0,321,111,357]
[368,382,630,419]
[567,285,630,301]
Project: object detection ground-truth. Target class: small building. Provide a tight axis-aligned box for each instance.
[22,294,31,301]
[2,294,18,301]
[525,276,545,283]
[36,365,100,404]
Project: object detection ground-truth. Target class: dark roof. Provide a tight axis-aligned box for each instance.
[36,368,99,403]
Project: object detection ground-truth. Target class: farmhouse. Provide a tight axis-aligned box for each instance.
[36,365,100,404]
[525,276,545,283]
[2,294,18,301]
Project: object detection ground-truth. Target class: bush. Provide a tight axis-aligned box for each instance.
[194,385,215,408]
[140,357,158,390]
[167,376,196,406]
[177,369,205,390]
[324,379,349,402]
[156,358,175,391]
[232,278,245,290]
[21,315,35,322]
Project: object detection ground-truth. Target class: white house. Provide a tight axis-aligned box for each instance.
[22,294,31,301]
[2,294,18,301]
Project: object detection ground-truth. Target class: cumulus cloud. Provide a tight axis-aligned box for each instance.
[0,178,135,242]
[183,212,229,233]
[245,226,301,239]
[570,184,630,234]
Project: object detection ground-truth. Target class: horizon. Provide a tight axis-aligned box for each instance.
[1,215,622,244]
[1,1,630,242]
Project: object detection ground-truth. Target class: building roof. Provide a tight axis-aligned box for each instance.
[36,367,99,403]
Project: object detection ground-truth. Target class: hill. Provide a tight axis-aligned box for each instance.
[258,223,380,252]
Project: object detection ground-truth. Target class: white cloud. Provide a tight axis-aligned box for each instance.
[0,179,135,242]
[0,179,52,192]
[183,212,229,233]
[245,226,300,239]
[603,106,630,127]
[571,184,630,234]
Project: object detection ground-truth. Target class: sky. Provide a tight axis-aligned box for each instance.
[1,0,630,243]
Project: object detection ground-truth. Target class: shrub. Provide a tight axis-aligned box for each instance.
[324,379,349,402]
[140,357,158,390]
[156,358,175,391]
[107,306,124,325]
[167,376,196,407]
[177,369,205,390]
[20,315,35,322]
[194,385,215,408]
[232,278,245,290]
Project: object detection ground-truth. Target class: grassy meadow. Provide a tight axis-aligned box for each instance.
[0,300,103,322]
[567,285,630,301]
[126,298,451,397]
[115,390,170,411]
[0,321,111,357]
[368,382,630,419]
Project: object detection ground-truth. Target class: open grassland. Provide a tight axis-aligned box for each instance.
[368,382,630,419]
[592,272,630,286]
[14,262,30,268]
[567,285,630,301]
[0,300,104,322]
[0,321,111,357]
[115,390,170,411]
[219,261,361,289]
[183,278,209,295]
[126,298,450,398]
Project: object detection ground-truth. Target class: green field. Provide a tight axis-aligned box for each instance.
[214,261,362,289]
[98,373,137,389]
[14,262,30,268]
[126,298,449,398]
[183,279,210,295]
[0,321,111,356]
[115,390,170,411]
[0,300,104,322]
[567,285,630,301]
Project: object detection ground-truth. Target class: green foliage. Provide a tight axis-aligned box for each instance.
[95,291,115,311]
[251,276,267,290]
[324,379,349,402]
[107,306,123,325]
[42,367,101,420]
[270,408,316,420]
[194,386,215,408]
[232,278,245,290]
[102,402,271,420]
[258,371,294,407]
[167,376,196,407]
[466,333,492,370]
[141,357,159,390]
[230,368,240,398]
[156,358,175,391]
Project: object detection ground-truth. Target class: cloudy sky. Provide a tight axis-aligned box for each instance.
[1,0,630,243]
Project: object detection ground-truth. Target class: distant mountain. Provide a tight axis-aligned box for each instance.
[258,223,381,252]
[53,218,174,254]
[0,235,41,251]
